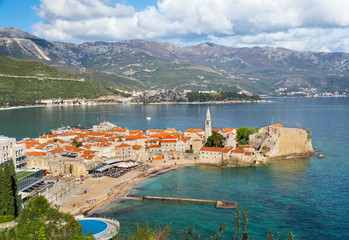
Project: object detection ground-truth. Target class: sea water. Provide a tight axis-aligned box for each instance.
[1,98,349,239]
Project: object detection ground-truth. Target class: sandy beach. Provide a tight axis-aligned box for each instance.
[59,159,197,216]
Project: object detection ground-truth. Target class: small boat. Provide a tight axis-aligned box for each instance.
[146,116,151,120]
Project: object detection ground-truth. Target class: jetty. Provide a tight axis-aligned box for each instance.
[123,196,238,209]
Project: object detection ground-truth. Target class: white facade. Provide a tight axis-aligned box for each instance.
[0,136,27,170]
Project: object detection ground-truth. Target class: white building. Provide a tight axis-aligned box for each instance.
[0,136,27,170]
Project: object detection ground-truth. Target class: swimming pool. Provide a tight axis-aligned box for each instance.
[78,219,109,238]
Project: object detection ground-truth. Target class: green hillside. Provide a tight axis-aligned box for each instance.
[0,56,109,105]
[0,55,79,79]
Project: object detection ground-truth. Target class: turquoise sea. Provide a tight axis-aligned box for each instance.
[1,98,348,239]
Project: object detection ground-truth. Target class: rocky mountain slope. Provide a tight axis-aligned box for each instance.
[1,27,349,94]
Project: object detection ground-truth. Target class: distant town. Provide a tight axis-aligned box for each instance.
[274,87,347,97]
[34,87,346,107]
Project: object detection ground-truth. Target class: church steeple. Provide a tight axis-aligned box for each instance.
[205,107,212,141]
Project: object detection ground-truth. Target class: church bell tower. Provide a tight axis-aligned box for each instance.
[205,107,212,142]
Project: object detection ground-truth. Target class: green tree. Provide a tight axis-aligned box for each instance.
[178,225,201,240]
[241,209,250,240]
[206,132,226,148]
[8,160,20,217]
[12,195,92,239]
[72,139,82,148]
[233,208,241,240]
[286,232,295,240]
[236,127,258,145]
[0,166,4,215]
[277,232,282,240]
[131,221,172,240]
[3,162,15,216]
[267,229,274,240]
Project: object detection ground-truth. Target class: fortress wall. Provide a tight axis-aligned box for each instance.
[27,156,88,177]
[266,127,314,157]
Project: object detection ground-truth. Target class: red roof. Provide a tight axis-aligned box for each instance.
[233,150,244,154]
[222,128,237,133]
[147,145,161,149]
[27,152,47,156]
[152,156,164,160]
[161,140,177,143]
[117,143,131,148]
[222,147,234,153]
[185,128,204,133]
[132,145,142,150]
[200,147,224,152]
[49,148,64,153]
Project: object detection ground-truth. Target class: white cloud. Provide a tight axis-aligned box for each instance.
[32,0,349,52]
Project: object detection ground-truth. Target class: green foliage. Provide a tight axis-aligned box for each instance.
[236,127,258,145]
[286,232,295,240]
[72,139,82,148]
[185,149,194,153]
[0,56,79,79]
[0,56,109,106]
[241,210,250,240]
[0,215,14,223]
[233,208,241,240]
[306,129,312,140]
[206,132,226,148]
[0,161,19,217]
[4,195,93,240]
[131,221,172,240]
[186,92,260,102]
[178,226,201,240]
[127,209,294,240]
[210,224,226,240]
[267,229,274,240]
[261,146,271,154]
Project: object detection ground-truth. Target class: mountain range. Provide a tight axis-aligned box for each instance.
[1,27,349,95]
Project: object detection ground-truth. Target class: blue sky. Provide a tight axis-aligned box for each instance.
[1,0,349,52]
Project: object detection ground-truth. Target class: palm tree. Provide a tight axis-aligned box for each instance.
[206,131,226,148]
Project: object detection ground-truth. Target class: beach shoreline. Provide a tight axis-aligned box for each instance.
[59,160,197,216]
[0,99,271,111]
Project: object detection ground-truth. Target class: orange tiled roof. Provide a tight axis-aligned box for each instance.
[130,130,143,134]
[98,142,112,147]
[25,143,37,149]
[39,134,56,139]
[117,143,131,148]
[200,147,224,152]
[165,128,177,131]
[132,145,142,150]
[64,146,81,152]
[18,138,39,145]
[222,128,237,133]
[147,145,161,149]
[27,152,47,156]
[161,139,177,143]
[49,148,64,153]
[185,128,204,133]
[233,150,244,154]
[81,154,95,160]
[222,147,234,153]
[152,156,164,160]
[244,152,252,156]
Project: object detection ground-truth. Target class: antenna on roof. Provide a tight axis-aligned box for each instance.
[271,116,274,125]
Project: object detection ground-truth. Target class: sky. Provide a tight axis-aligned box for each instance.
[1,0,349,52]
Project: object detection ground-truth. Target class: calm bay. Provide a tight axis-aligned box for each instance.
[1,98,348,239]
